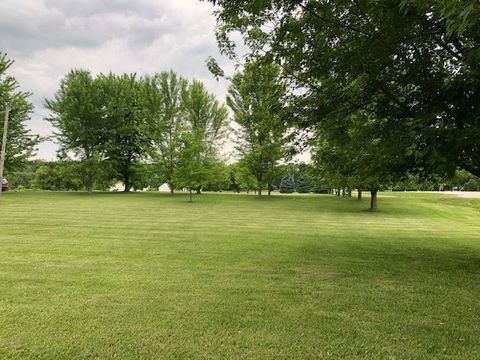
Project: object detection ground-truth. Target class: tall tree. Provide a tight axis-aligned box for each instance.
[46,69,105,192]
[206,0,480,179]
[0,53,37,175]
[183,80,229,193]
[227,61,288,197]
[143,71,188,193]
[313,113,413,210]
[99,73,150,192]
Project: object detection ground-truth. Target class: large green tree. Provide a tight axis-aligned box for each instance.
[46,69,105,192]
[99,73,151,192]
[313,113,413,209]
[206,0,480,179]
[227,61,288,197]
[143,71,188,193]
[183,80,229,193]
[0,53,38,175]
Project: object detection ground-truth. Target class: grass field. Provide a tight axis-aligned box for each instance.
[0,191,479,359]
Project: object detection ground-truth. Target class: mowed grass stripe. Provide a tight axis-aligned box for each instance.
[0,192,479,359]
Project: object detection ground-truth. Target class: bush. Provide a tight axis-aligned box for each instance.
[32,162,83,191]
[13,185,26,192]
[463,178,480,191]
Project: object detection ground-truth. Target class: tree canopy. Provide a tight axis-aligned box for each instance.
[227,61,289,196]
[0,53,38,175]
[206,0,480,208]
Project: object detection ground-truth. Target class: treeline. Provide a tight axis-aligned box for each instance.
[205,0,480,210]
[2,55,293,202]
[44,70,229,200]
[41,62,292,201]
[9,159,480,194]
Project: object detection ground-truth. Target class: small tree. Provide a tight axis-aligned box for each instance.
[279,174,295,194]
[173,133,210,202]
[32,161,83,191]
[296,173,310,193]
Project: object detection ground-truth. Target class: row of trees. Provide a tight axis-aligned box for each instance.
[206,0,480,209]
[45,70,229,199]
[5,160,310,193]
[1,53,293,202]
[44,61,291,200]
[10,158,478,194]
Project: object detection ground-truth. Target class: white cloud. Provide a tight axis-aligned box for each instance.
[1,0,233,160]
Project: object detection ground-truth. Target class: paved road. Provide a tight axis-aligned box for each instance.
[453,191,480,198]
[417,191,480,198]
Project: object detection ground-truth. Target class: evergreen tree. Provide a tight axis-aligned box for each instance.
[279,174,295,194]
[296,173,310,193]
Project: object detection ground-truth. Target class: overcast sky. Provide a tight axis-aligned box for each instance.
[1,0,233,160]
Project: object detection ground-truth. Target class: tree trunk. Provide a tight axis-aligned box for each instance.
[196,186,201,195]
[189,189,193,202]
[257,185,262,197]
[341,188,345,197]
[370,190,378,210]
[85,175,94,194]
[123,175,130,193]
[268,181,272,196]
[358,189,363,201]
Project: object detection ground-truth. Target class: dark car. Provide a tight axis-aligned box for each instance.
[1,178,8,192]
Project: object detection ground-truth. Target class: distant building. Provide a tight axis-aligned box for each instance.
[109,182,171,192]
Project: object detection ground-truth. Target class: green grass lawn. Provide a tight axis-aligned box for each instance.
[0,191,479,359]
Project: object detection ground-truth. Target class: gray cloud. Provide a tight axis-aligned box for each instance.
[0,0,233,160]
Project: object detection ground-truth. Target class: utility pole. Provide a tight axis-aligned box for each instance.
[0,104,10,199]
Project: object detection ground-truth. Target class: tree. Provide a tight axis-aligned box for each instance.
[32,161,83,191]
[130,163,160,191]
[207,0,480,182]
[228,161,257,193]
[227,164,240,193]
[99,73,151,192]
[173,132,211,202]
[227,61,288,197]
[279,174,295,194]
[296,173,310,193]
[312,113,413,210]
[143,71,188,193]
[0,53,38,175]
[183,80,229,193]
[46,69,105,193]
[7,160,43,189]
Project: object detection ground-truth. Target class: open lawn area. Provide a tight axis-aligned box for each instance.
[0,192,479,359]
